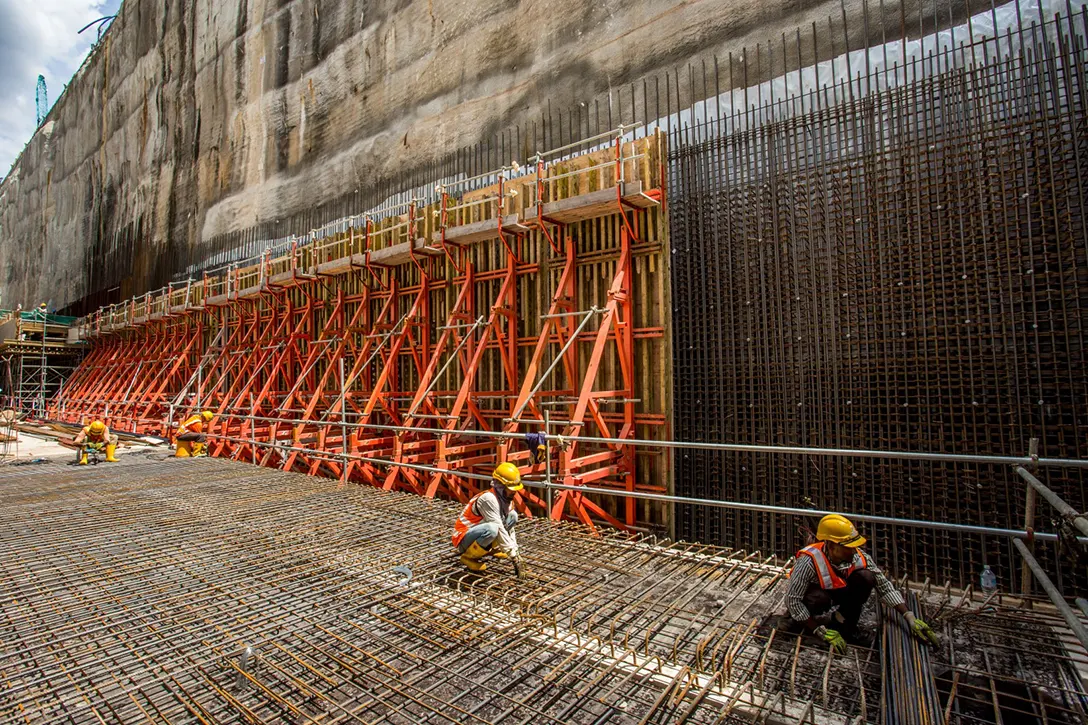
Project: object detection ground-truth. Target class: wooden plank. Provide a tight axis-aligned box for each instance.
[526,182,657,224]
[267,270,314,287]
[315,255,358,276]
[312,236,434,276]
[431,214,523,246]
[235,284,264,300]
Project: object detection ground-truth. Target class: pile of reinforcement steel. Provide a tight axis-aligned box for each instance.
[0,456,1084,723]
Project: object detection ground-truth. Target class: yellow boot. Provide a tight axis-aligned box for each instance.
[79,451,88,465]
[105,444,118,462]
[459,541,491,572]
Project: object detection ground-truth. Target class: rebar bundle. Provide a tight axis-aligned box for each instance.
[881,592,943,724]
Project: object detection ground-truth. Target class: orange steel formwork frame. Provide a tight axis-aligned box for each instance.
[58,315,203,435]
[49,130,670,532]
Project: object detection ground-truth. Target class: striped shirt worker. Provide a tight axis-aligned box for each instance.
[786,550,904,623]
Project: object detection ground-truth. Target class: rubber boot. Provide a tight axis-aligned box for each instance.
[459,541,491,572]
[79,451,88,466]
[105,444,119,462]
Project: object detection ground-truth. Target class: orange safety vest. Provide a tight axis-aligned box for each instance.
[451,491,489,547]
[794,542,868,590]
[177,415,204,437]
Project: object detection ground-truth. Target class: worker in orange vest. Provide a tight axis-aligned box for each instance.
[174,411,214,458]
[451,462,523,573]
[73,420,119,464]
[785,514,939,652]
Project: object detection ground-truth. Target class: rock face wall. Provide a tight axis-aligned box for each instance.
[0,0,960,312]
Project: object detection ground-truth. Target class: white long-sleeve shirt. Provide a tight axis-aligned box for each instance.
[473,490,519,555]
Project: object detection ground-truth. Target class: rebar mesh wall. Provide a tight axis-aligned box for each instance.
[670,7,1088,589]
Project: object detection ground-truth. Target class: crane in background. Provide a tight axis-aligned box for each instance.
[35,76,47,127]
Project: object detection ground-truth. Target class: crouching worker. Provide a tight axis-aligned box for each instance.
[785,514,939,653]
[175,410,214,458]
[73,420,119,464]
[451,462,523,572]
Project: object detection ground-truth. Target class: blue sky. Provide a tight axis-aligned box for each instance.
[0,0,124,180]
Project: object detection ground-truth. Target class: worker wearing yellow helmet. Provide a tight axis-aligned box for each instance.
[72,419,119,464]
[174,410,215,458]
[451,462,523,573]
[785,514,938,653]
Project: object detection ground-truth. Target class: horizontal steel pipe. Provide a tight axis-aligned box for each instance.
[126,409,1088,471]
[205,431,1083,545]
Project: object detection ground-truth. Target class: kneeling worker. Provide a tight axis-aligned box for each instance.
[786,514,938,652]
[452,462,523,572]
[175,410,214,458]
[73,420,119,464]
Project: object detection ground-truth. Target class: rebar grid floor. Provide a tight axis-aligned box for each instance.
[0,457,877,724]
[2,459,1084,724]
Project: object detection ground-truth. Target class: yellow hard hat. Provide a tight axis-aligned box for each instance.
[816,514,866,547]
[89,421,106,436]
[492,462,523,492]
[201,411,214,422]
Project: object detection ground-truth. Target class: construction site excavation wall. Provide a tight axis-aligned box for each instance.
[0,0,971,314]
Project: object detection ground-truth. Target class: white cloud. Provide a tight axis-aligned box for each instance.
[0,0,122,179]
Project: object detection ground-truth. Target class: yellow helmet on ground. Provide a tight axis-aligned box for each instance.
[492,462,523,492]
[200,411,214,422]
[89,420,106,436]
[816,514,866,547]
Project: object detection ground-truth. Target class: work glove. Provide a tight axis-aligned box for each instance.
[815,626,848,654]
[525,432,547,463]
[906,613,939,646]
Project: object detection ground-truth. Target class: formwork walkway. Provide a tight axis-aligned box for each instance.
[0,458,1084,724]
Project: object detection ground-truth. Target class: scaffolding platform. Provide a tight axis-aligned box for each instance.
[526,180,659,225]
[0,310,82,416]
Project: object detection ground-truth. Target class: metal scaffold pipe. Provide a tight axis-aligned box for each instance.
[204,429,1083,545]
[1015,466,1088,539]
[1013,538,1088,653]
[185,409,1088,471]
